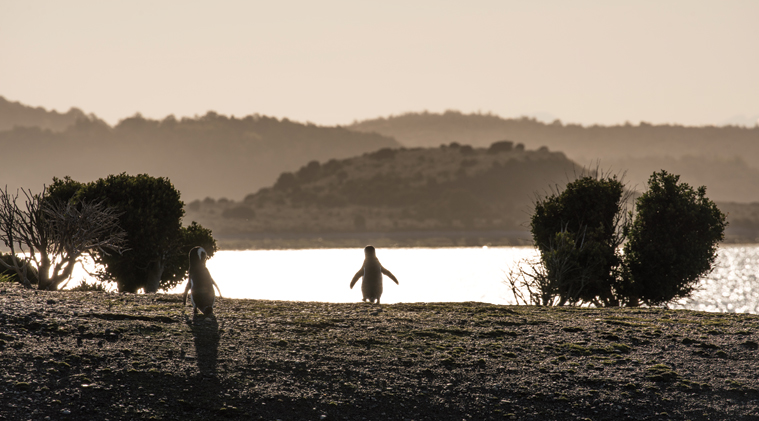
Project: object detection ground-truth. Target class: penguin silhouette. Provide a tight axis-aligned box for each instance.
[183,246,222,316]
[350,245,398,304]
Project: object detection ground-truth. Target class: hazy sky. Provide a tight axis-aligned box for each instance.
[1,0,757,127]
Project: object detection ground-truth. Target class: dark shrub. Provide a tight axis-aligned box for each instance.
[369,148,396,160]
[530,175,627,306]
[322,159,344,174]
[459,145,475,155]
[522,169,727,308]
[274,172,298,190]
[297,161,321,182]
[488,140,514,154]
[623,171,727,306]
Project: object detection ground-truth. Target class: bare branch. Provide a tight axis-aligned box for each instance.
[0,186,34,288]
[0,184,128,290]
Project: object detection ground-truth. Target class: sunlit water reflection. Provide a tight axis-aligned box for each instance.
[165,247,538,305]
[673,245,759,313]
[69,245,759,313]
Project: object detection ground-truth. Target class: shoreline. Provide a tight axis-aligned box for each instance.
[2,234,756,254]
[212,232,757,251]
[213,229,533,250]
[2,285,759,420]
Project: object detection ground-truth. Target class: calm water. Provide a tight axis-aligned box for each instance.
[161,245,759,313]
[165,247,538,305]
[68,245,759,313]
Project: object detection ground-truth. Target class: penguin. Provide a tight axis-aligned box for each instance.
[183,246,222,316]
[350,245,398,304]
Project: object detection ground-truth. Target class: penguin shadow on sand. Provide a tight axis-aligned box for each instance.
[189,313,221,378]
[181,246,224,378]
[350,245,399,305]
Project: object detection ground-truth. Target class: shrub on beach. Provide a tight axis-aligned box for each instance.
[622,170,727,306]
[515,172,629,306]
[49,174,217,293]
[511,169,726,307]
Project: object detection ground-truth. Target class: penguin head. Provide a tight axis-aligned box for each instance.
[189,246,208,266]
[364,245,375,256]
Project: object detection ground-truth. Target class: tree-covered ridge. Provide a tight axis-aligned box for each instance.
[186,142,581,243]
[349,110,759,157]
[348,110,759,202]
[0,95,98,132]
[0,108,399,201]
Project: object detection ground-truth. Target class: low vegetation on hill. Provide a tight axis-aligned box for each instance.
[186,141,580,248]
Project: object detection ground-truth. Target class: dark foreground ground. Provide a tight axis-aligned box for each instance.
[2,284,759,420]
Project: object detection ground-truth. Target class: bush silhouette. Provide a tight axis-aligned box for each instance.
[524,170,726,307]
[530,174,627,306]
[622,170,727,306]
[56,173,217,293]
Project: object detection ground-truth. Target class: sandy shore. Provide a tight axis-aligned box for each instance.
[2,283,759,420]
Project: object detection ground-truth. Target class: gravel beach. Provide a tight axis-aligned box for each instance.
[2,284,759,420]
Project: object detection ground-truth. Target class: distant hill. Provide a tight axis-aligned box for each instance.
[348,111,759,202]
[186,140,759,248]
[0,95,100,132]
[0,107,399,200]
[184,141,582,248]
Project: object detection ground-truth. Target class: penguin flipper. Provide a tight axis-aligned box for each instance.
[381,267,399,285]
[350,267,364,289]
[212,278,223,298]
[182,280,192,305]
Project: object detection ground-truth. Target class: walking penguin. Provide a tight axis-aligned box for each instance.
[183,246,222,316]
[350,245,399,304]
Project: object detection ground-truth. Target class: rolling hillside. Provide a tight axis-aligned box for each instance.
[186,140,759,248]
[185,141,582,248]
[348,111,759,202]
[0,100,399,200]
[0,96,98,132]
